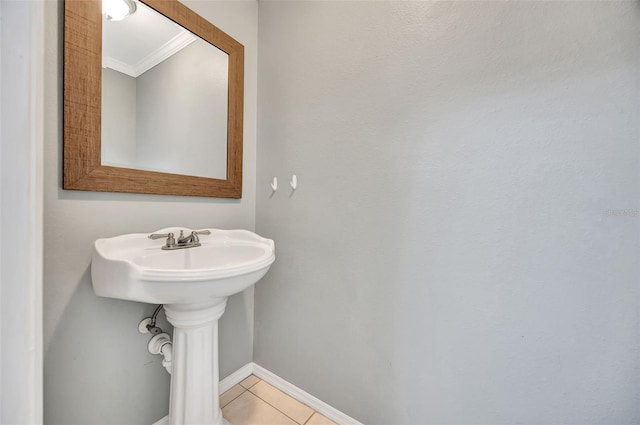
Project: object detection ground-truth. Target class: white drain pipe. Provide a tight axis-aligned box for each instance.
[148,333,173,374]
[160,340,173,374]
[139,311,173,374]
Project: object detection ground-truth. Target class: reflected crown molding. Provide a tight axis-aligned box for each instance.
[103,30,197,77]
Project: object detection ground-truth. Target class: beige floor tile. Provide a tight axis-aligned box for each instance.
[305,412,338,425]
[239,375,261,389]
[220,384,245,408]
[222,391,298,425]
[249,381,314,424]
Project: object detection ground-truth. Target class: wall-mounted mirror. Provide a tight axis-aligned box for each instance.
[64,0,244,198]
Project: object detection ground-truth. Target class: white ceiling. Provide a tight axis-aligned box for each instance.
[102,0,197,77]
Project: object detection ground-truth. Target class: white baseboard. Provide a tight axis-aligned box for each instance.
[220,363,254,393]
[152,362,362,425]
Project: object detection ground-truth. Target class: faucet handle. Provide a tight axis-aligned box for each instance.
[148,232,173,240]
[148,232,176,248]
[190,229,210,243]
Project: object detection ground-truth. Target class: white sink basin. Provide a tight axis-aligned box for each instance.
[91,228,275,304]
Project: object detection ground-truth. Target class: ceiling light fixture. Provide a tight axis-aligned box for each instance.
[103,0,137,21]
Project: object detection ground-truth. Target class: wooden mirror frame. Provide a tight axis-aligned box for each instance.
[64,0,244,198]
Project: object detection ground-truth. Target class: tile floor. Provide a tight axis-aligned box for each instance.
[221,375,338,425]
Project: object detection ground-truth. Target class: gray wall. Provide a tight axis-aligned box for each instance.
[136,39,228,179]
[43,1,257,423]
[101,68,137,168]
[255,2,640,424]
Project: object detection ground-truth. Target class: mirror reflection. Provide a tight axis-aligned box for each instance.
[101,0,229,179]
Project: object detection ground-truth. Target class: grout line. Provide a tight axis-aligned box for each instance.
[247,387,315,425]
[302,410,316,425]
[246,377,261,390]
[303,411,317,425]
[239,375,261,390]
[248,391,304,424]
[220,386,247,409]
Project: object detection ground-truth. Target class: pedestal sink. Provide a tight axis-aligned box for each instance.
[91,228,275,425]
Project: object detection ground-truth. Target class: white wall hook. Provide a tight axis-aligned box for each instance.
[290,175,297,190]
[270,177,278,192]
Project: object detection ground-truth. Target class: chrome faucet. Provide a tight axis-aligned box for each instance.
[148,230,211,250]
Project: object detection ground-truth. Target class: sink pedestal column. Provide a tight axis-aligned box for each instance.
[164,299,230,425]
